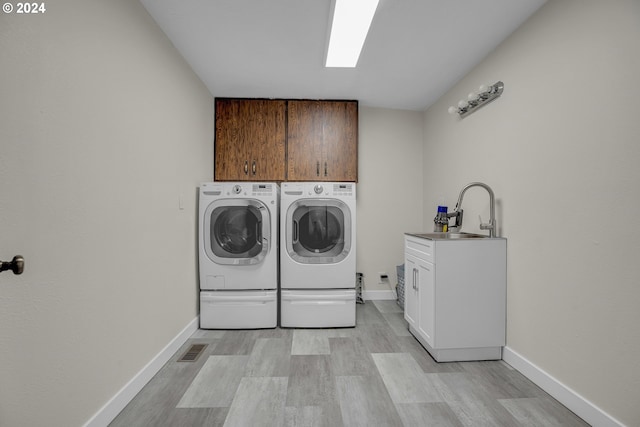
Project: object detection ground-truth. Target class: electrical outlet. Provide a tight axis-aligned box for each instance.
[378,272,389,283]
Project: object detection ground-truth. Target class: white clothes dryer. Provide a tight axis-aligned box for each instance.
[280,182,356,327]
[198,182,279,329]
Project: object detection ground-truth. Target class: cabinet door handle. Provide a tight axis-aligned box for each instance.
[324,161,327,177]
[252,160,256,175]
[316,161,320,176]
[244,160,248,175]
[415,268,419,292]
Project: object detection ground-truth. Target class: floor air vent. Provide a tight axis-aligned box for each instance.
[178,343,208,362]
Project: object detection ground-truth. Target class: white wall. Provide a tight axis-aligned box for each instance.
[0,1,213,426]
[422,0,640,425]
[357,107,424,294]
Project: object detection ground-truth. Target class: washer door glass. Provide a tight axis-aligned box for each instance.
[286,199,351,264]
[204,199,270,265]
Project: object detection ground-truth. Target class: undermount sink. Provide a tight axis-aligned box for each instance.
[408,232,489,240]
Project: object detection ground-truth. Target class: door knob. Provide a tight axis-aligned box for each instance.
[0,255,25,275]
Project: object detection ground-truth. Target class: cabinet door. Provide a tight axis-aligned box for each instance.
[215,98,249,180]
[321,101,358,181]
[287,100,358,182]
[417,260,435,347]
[286,100,324,180]
[214,99,286,181]
[403,255,418,329]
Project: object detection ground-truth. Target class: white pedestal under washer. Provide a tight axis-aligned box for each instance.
[280,182,356,327]
[198,182,279,329]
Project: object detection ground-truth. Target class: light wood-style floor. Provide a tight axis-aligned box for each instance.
[110,301,589,426]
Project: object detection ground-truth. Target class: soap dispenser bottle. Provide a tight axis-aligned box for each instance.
[434,206,449,232]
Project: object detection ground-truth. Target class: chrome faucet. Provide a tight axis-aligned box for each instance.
[449,182,497,237]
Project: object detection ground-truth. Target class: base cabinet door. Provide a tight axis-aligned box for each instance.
[403,255,418,329]
[416,260,435,348]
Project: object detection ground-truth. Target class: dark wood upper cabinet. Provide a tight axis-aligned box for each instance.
[214,98,286,181]
[214,98,357,182]
[287,100,358,182]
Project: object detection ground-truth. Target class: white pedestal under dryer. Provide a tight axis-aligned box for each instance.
[280,182,356,327]
[198,182,279,329]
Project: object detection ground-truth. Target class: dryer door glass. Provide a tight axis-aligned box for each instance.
[204,199,270,265]
[287,199,351,264]
[213,206,261,255]
[297,206,342,253]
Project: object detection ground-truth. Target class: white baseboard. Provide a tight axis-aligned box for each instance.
[83,316,199,427]
[362,289,397,300]
[502,346,624,427]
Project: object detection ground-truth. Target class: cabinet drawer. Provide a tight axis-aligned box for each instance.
[405,235,434,263]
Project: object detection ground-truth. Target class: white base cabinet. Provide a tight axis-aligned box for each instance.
[404,234,507,362]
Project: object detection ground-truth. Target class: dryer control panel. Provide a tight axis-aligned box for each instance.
[332,183,354,197]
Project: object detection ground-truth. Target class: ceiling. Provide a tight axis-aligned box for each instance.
[139,0,546,111]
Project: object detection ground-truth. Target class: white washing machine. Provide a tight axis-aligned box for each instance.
[280,182,356,327]
[198,182,279,329]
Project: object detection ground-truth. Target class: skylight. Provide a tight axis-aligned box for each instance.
[325,0,380,68]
